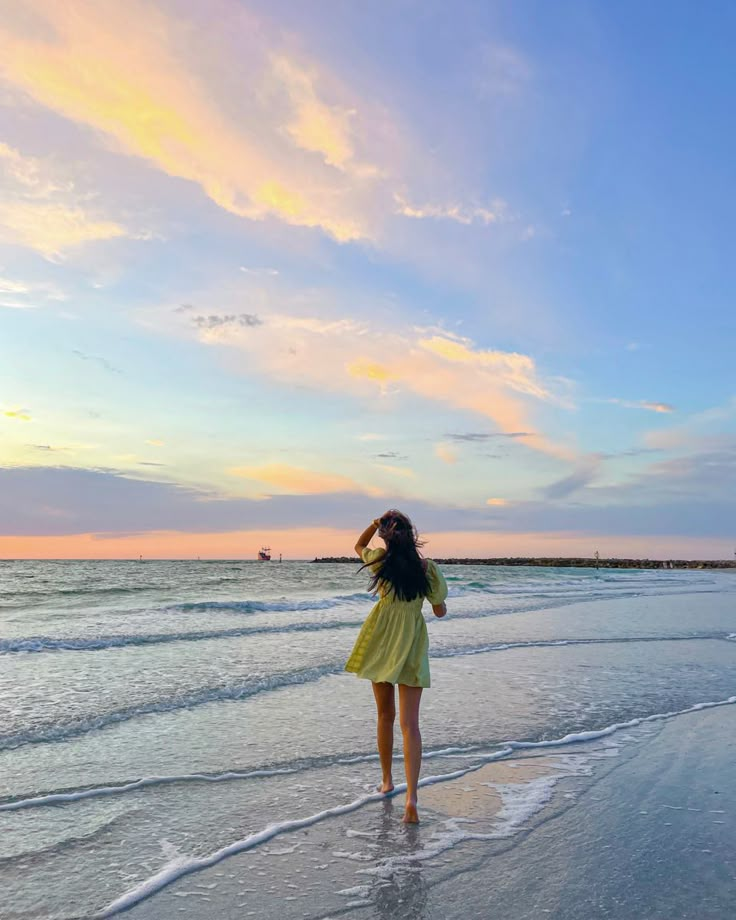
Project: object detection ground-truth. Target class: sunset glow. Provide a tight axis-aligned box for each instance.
[1,1,734,559]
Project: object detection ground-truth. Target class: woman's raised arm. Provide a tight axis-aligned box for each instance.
[354,518,381,557]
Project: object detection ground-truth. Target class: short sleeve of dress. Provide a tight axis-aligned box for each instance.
[425,559,448,605]
[361,546,386,568]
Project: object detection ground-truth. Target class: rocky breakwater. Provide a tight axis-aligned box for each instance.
[312,556,736,569]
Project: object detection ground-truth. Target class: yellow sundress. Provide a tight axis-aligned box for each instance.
[345,546,448,688]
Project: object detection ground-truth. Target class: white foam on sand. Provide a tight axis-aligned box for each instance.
[96,695,736,917]
[505,695,736,751]
[96,786,409,917]
[0,767,298,812]
[1,745,478,813]
[431,633,723,659]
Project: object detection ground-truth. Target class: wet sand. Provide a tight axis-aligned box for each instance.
[427,704,736,920]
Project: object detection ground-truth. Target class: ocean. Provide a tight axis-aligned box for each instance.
[2,559,736,919]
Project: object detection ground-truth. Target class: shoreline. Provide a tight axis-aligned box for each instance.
[312,555,736,569]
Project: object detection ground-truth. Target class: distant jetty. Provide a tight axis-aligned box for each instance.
[312,556,736,570]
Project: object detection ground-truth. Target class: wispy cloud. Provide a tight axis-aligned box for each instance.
[192,313,262,330]
[587,438,736,514]
[540,455,602,499]
[638,401,674,414]
[0,274,67,308]
[72,349,122,374]
[643,396,736,452]
[0,143,134,259]
[447,431,533,441]
[28,442,92,454]
[606,398,675,414]
[394,193,508,226]
[476,43,533,97]
[610,447,664,458]
[0,201,127,259]
[240,267,279,276]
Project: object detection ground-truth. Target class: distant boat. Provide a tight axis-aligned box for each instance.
[258,546,271,561]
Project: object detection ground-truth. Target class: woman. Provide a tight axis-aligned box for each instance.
[345,510,448,823]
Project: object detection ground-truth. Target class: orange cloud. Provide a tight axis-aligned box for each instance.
[272,54,358,172]
[190,312,572,459]
[435,442,458,465]
[417,335,550,400]
[486,497,508,506]
[229,463,380,496]
[0,2,518,252]
[0,1,379,243]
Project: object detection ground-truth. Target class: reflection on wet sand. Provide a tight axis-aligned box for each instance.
[369,797,429,920]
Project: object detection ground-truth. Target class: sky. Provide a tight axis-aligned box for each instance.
[1,0,735,560]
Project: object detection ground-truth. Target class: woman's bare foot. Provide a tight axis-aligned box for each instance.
[403,799,419,823]
[377,778,395,794]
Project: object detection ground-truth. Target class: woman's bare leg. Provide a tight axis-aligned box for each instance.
[398,684,423,823]
[371,681,396,793]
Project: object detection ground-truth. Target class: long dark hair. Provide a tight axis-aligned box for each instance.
[360,509,429,601]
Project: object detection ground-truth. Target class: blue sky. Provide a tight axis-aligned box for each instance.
[1,0,734,558]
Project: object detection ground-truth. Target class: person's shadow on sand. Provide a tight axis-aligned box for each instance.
[369,798,428,920]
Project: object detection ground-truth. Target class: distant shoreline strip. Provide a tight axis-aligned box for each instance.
[313,556,736,569]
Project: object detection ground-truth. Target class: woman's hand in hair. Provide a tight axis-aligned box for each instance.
[432,602,447,618]
[355,518,380,557]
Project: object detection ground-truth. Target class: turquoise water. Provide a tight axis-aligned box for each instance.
[1,561,735,917]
